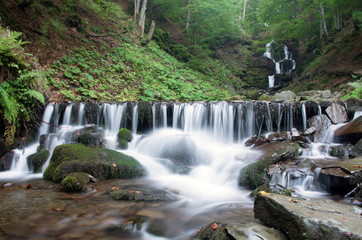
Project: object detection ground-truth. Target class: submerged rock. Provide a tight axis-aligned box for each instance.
[27,149,50,173]
[110,186,177,201]
[43,144,145,183]
[326,103,349,124]
[238,140,299,189]
[254,192,362,240]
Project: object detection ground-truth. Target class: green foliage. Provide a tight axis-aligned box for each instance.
[342,79,362,100]
[0,26,45,146]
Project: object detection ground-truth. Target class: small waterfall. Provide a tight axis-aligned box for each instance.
[62,104,73,125]
[132,103,138,133]
[301,103,307,130]
[39,103,55,136]
[264,41,296,88]
[77,103,85,125]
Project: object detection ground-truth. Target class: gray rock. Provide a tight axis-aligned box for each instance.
[326,103,349,124]
[238,140,299,189]
[302,127,316,136]
[273,91,296,102]
[329,144,354,158]
[254,193,362,240]
[307,114,332,142]
[334,116,362,144]
[110,186,177,201]
[225,222,287,240]
[321,90,332,99]
[27,149,50,173]
[0,151,15,171]
[267,132,289,141]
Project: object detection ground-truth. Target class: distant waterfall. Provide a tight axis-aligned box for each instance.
[264,41,296,88]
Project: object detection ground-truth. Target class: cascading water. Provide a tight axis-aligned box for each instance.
[0,101,351,239]
[264,41,296,88]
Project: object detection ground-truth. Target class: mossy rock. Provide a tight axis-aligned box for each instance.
[118,128,133,142]
[61,172,90,192]
[43,144,145,182]
[27,149,50,173]
[238,141,300,190]
[193,221,231,240]
[118,139,128,150]
[118,128,133,149]
[74,131,102,147]
[110,187,177,201]
[259,93,273,101]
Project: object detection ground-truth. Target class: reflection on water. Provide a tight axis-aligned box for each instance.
[0,179,254,239]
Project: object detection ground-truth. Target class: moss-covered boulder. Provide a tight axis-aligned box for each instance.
[72,130,102,147]
[61,172,90,192]
[118,128,133,149]
[193,221,231,240]
[43,144,145,182]
[238,140,299,190]
[27,149,50,173]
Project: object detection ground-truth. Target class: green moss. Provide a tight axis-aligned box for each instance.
[43,144,145,182]
[245,89,259,100]
[61,172,90,192]
[118,128,133,142]
[27,149,49,173]
[118,139,128,150]
[258,93,272,101]
[77,131,94,146]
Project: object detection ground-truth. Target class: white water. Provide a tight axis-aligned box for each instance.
[264,41,296,88]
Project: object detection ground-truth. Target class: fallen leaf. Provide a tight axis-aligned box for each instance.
[26,184,33,189]
[111,187,120,191]
[341,217,345,220]
[290,199,298,203]
[129,190,141,195]
[258,191,270,195]
[211,223,218,230]
[354,165,361,168]
[52,207,63,212]
[345,232,352,237]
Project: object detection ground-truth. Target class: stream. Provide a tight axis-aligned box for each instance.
[0,101,360,239]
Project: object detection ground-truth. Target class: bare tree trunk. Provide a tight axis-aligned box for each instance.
[242,0,247,22]
[139,0,147,27]
[146,20,156,44]
[319,3,329,38]
[133,0,137,31]
[141,15,146,38]
[186,8,191,32]
[136,0,141,15]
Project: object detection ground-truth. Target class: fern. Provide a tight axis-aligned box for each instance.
[25,89,45,104]
[4,124,16,147]
[0,85,19,124]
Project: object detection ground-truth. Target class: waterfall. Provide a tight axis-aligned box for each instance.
[264,41,296,88]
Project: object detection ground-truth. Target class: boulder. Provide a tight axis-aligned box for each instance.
[344,98,361,120]
[0,151,15,171]
[307,114,332,142]
[328,144,354,158]
[27,149,50,173]
[110,186,177,201]
[267,131,289,141]
[298,90,332,100]
[72,130,102,147]
[254,192,362,240]
[334,116,362,144]
[326,103,349,124]
[244,135,258,147]
[273,91,296,102]
[43,144,145,183]
[61,172,90,192]
[319,157,362,194]
[238,140,299,189]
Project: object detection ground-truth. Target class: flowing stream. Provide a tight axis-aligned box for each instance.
[0,101,353,239]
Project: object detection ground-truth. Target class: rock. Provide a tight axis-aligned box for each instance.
[329,144,354,158]
[0,151,15,171]
[244,135,258,147]
[344,98,362,120]
[110,186,177,201]
[159,135,197,166]
[302,127,315,136]
[307,114,332,142]
[61,172,90,192]
[43,144,145,183]
[254,193,362,240]
[298,90,332,100]
[72,130,102,147]
[351,138,362,157]
[226,222,287,240]
[334,116,362,144]
[118,128,133,150]
[238,140,299,189]
[27,149,50,173]
[319,157,362,194]
[192,221,231,240]
[267,132,289,141]
[273,91,296,102]
[291,128,300,137]
[326,103,349,124]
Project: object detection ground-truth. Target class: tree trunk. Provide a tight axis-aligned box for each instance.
[136,0,141,14]
[133,0,137,31]
[242,0,247,22]
[319,3,329,38]
[186,8,191,32]
[138,0,147,27]
[141,14,146,38]
[146,20,156,44]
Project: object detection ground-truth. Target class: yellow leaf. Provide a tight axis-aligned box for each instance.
[258,191,270,195]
